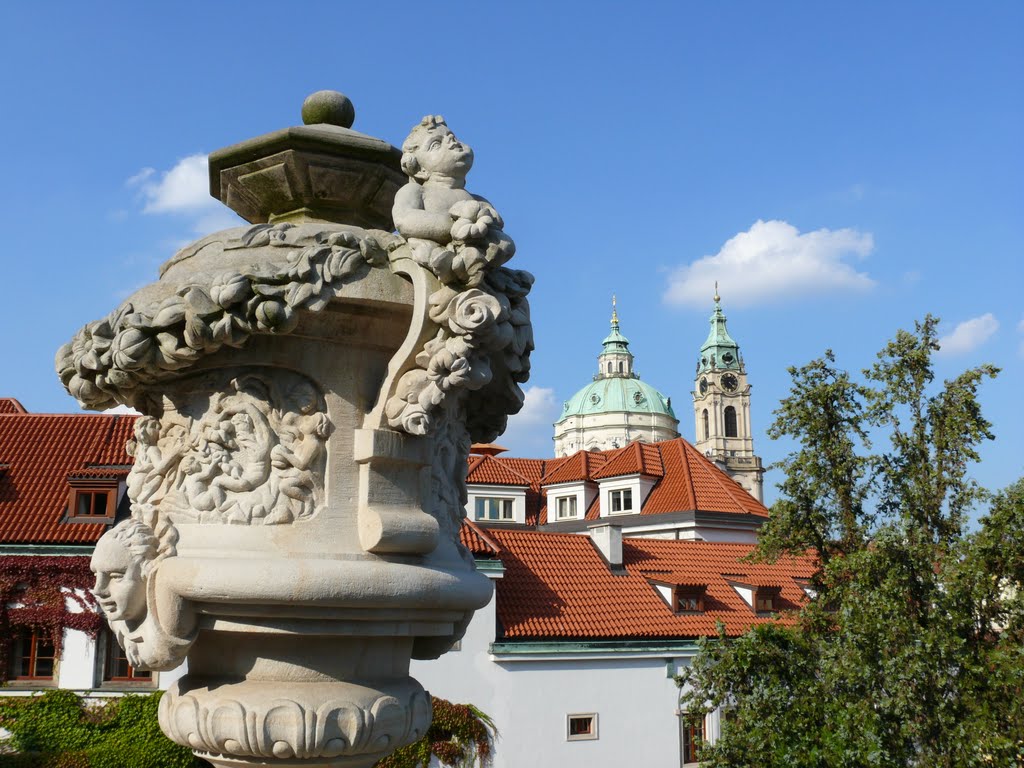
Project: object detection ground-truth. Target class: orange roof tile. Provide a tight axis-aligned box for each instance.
[0,408,136,545]
[592,441,665,479]
[643,439,768,517]
[459,519,502,556]
[488,529,816,640]
[0,398,27,415]
[465,455,533,486]
[541,451,608,485]
[469,438,769,520]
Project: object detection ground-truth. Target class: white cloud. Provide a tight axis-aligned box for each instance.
[937,313,999,357]
[496,386,560,456]
[663,219,875,308]
[103,404,141,415]
[130,154,218,214]
[125,154,244,237]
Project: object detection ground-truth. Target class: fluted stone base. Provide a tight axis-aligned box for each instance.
[159,677,431,766]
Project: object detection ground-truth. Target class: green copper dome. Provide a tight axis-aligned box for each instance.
[697,287,742,374]
[557,298,676,422]
[560,377,676,419]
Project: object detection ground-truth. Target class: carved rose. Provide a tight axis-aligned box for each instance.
[445,289,504,338]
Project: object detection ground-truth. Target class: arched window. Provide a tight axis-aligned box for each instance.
[724,406,737,437]
[607,362,612,374]
[618,361,623,373]
[702,409,709,442]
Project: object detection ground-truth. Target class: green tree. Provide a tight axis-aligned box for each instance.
[679,316,1024,767]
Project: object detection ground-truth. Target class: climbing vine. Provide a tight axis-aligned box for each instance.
[375,698,496,768]
[0,556,102,683]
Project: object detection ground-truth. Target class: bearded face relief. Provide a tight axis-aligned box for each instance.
[128,369,332,527]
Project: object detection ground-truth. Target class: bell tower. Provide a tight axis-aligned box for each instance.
[692,286,764,501]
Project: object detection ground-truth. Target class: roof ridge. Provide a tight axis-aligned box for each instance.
[462,518,502,554]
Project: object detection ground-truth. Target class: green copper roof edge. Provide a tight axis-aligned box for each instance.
[473,559,506,574]
[489,639,703,656]
[0,544,95,556]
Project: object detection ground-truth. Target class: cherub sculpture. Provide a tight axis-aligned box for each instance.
[393,116,515,286]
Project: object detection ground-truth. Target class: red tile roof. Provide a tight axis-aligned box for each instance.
[592,441,665,479]
[470,438,768,521]
[0,399,27,415]
[466,455,533,486]
[541,451,609,485]
[459,519,502,556]
[488,528,815,640]
[0,407,136,545]
[643,440,767,517]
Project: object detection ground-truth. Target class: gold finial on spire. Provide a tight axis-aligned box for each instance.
[713,281,720,304]
[611,294,619,326]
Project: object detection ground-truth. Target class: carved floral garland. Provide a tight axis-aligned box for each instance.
[56,225,392,412]
[57,222,533,444]
[0,555,103,683]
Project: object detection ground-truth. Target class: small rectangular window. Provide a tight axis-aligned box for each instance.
[755,588,778,613]
[680,712,705,765]
[609,488,633,514]
[675,587,705,613]
[474,497,514,522]
[555,495,577,520]
[567,713,598,741]
[68,485,117,520]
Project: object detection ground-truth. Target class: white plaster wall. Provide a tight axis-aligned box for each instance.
[411,589,695,768]
[56,628,97,690]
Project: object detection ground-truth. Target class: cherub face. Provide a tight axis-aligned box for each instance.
[413,126,474,180]
[91,535,147,623]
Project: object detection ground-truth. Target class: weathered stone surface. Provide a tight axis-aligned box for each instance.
[70,92,533,767]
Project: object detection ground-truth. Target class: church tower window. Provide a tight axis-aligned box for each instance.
[702,409,709,442]
[724,406,737,438]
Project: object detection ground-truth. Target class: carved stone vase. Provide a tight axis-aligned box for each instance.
[57,91,533,767]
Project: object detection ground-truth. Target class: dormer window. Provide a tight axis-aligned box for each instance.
[555,495,577,520]
[674,586,706,613]
[474,497,514,522]
[609,489,632,514]
[755,587,779,613]
[67,478,118,521]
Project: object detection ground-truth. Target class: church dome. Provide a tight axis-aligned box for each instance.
[552,299,680,457]
[561,377,675,419]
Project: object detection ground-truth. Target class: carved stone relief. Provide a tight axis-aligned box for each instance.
[130,369,331,527]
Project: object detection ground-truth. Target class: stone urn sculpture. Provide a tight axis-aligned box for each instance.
[57,91,533,768]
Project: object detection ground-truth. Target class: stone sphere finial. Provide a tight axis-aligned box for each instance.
[301,90,355,128]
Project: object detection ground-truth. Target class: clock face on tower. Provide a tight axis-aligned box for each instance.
[721,373,739,392]
[699,377,708,395]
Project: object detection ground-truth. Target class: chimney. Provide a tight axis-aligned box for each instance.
[588,523,623,570]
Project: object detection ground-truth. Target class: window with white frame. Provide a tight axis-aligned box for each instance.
[566,713,598,741]
[554,495,577,520]
[609,488,633,514]
[474,497,514,522]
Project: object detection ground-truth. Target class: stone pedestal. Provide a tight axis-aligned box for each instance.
[58,92,532,767]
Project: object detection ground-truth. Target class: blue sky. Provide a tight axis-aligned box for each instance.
[2,2,1021,504]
